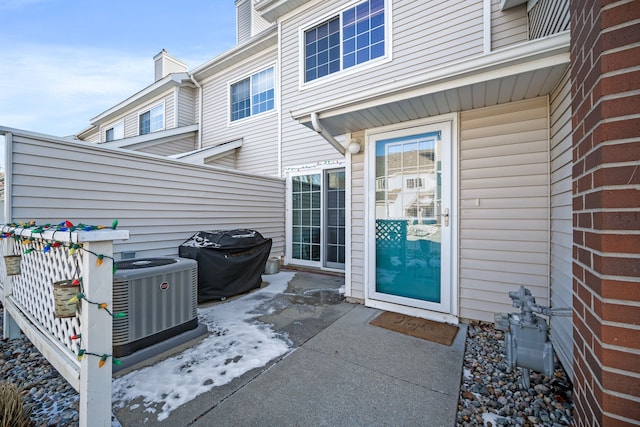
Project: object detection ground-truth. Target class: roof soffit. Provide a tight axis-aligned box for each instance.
[253,0,310,22]
[293,32,570,136]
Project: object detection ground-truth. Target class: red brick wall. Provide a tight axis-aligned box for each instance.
[571,0,640,425]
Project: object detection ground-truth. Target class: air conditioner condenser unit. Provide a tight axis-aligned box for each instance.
[112,257,198,358]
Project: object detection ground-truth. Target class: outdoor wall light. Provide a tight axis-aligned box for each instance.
[347,141,361,154]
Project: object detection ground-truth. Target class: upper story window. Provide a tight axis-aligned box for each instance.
[139,104,164,135]
[105,121,124,142]
[230,66,275,122]
[304,0,385,83]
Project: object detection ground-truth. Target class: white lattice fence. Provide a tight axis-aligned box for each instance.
[10,237,82,355]
[0,224,130,427]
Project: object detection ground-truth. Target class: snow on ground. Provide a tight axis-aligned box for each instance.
[111,271,296,422]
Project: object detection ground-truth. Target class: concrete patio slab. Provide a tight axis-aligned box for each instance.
[113,270,466,426]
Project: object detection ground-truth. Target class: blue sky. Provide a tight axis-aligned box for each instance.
[0,0,238,137]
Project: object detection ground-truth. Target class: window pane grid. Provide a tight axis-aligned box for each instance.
[305,17,340,82]
[291,174,321,262]
[231,78,250,121]
[231,67,275,121]
[139,111,150,135]
[149,105,163,132]
[343,0,385,69]
[304,0,385,82]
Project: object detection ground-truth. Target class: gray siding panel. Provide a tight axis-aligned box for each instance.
[7,134,285,259]
[236,0,252,44]
[111,91,176,140]
[200,48,280,175]
[491,0,528,50]
[178,86,196,127]
[349,149,366,301]
[280,0,484,120]
[549,69,573,379]
[459,97,550,322]
[135,137,196,156]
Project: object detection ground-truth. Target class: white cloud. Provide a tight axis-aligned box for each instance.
[0,42,153,136]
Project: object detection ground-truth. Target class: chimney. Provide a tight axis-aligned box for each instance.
[153,49,188,81]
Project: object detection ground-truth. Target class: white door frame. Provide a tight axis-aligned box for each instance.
[364,114,459,324]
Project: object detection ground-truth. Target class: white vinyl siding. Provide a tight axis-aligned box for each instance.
[491,0,528,50]
[205,152,236,169]
[135,137,196,157]
[6,132,285,259]
[236,0,271,44]
[459,97,549,322]
[199,49,279,175]
[82,130,100,143]
[548,70,573,379]
[102,93,176,141]
[236,0,252,44]
[280,119,344,170]
[280,0,484,121]
[349,148,366,301]
[177,86,196,127]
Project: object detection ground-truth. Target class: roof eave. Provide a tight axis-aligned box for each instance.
[191,25,278,81]
[89,72,192,125]
[293,31,570,134]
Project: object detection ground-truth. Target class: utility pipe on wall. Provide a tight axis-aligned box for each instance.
[189,74,203,149]
[311,112,345,155]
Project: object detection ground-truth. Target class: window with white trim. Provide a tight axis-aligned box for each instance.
[139,104,164,135]
[105,121,124,142]
[304,0,385,83]
[230,66,275,122]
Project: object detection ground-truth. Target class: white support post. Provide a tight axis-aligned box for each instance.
[2,237,21,339]
[78,240,114,427]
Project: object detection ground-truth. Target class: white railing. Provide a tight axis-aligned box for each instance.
[0,223,129,427]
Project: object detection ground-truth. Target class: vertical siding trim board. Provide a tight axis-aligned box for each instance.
[484,0,492,53]
[548,68,573,380]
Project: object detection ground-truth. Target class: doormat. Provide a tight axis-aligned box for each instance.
[369,311,459,346]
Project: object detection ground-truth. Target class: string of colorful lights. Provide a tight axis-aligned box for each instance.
[2,219,125,367]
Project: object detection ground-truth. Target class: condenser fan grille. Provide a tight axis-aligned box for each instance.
[116,257,177,270]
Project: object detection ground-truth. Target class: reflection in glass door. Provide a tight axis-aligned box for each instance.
[292,174,321,262]
[326,170,345,269]
[290,169,345,270]
[375,131,443,303]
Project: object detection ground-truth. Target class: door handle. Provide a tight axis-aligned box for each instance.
[441,208,449,227]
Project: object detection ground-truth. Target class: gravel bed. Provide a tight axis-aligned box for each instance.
[457,321,574,426]
[1,306,573,427]
[0,323,79,426]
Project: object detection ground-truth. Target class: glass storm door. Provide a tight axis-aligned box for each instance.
[371,126,451,313]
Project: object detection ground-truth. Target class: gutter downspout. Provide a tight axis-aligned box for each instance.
[189,74,203,149]
[311,112,345,155]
